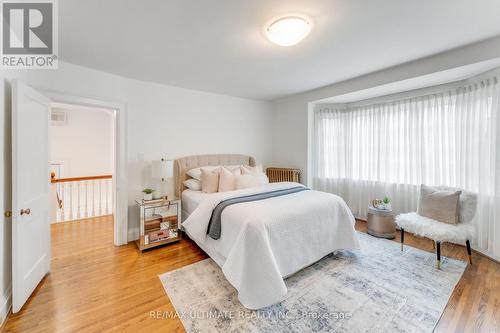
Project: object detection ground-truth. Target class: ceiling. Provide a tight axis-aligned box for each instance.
[60,0,500,101]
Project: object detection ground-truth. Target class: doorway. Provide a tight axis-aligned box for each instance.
[11,80,128,313]
[48,103,115,226]
[43,90,128,247]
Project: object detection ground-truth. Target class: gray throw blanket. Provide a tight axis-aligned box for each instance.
[207,186,310,240]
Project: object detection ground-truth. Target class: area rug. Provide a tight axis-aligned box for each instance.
[159,233,466,332]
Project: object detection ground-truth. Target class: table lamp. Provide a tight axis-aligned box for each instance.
[152,158,174,199]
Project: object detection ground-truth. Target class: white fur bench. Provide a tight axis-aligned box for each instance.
[395,186,477,269]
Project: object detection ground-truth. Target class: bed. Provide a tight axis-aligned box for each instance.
[175,154,360,309]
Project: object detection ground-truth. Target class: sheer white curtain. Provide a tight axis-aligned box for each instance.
[312,73,500,258]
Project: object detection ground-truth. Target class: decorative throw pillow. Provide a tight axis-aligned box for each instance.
[417,184,461,224]
[183,179,201,191]
[200,168,220,193]
[218,167,241,192]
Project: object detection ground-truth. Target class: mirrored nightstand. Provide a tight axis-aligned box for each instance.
[135,197,181,251]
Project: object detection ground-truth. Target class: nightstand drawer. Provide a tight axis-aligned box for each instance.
[154,203,178,217]
[145,216,177,231]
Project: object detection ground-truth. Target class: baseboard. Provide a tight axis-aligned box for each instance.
[0,286,12,328]
[472,248,500,265]
[128,228,139,243]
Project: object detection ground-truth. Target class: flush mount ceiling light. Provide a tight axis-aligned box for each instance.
[264,14,312,47]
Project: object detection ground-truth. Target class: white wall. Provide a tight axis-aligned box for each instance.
[0,62,272,322]
[270,36,500,184]
[50,107,114,178]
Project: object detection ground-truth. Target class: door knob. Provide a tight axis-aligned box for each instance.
[20,208,31,215]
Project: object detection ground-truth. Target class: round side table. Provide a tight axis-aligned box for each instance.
[366,206,396,239]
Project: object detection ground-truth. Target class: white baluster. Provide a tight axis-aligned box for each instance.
[84,180,88,218]
[59,183,65,222]
[108,178,112,215]
[92,181,96,217]
[68,182,73,221]
[98,180,102,216]
[110,178,113,215]
[105,179,109,215]
[77,181,81,220]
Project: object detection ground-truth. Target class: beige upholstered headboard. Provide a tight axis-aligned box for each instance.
[174,154,256,197]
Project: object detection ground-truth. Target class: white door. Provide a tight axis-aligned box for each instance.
[12,80,51,313]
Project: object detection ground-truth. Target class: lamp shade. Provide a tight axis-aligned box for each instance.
[152,159,174,180]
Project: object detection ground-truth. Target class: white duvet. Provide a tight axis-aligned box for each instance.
[182,182,360,309]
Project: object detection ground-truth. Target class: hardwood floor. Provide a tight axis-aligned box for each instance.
[357,221,500,333]
[3,216,207,333]
[2,216,499,332]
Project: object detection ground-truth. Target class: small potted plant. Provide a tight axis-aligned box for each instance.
[142,188,154,201]
[382,196,391,210]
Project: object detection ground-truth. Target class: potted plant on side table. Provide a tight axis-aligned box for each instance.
[382,196,391,210]
[142,188,155,201]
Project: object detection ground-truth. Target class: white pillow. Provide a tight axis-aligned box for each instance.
[235,173,269,189]
[183,179,201,191]
[258,173,269,185]
[186,166,220,180]
[241,164,264,175]
[225,164,244,171]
